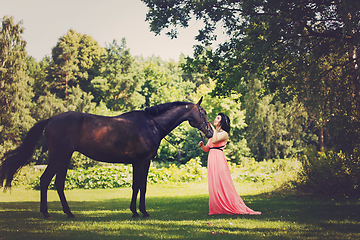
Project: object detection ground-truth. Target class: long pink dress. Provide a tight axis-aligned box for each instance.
[207,138,261,215]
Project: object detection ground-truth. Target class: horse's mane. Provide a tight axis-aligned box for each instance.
[145,102,191,117]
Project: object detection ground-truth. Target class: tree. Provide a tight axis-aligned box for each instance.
[137,56,196,108]
[91,39,143,111]
[243,77,310,160]
[0,16,35,154]
[26,56,50,102]
[47,29,105,99]
[143,0,360,152]
[66,86,96,113]
[77,33,106,93]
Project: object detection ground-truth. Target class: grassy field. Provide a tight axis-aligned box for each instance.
[0,181,359,240]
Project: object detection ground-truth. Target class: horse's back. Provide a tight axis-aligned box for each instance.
[44,111,159,164]
[78,111,160,163]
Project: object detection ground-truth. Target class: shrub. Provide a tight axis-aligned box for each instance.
[24,157,301,190]
[30,165,133,190]
[30,158,208,190]
[11,165,45,187]
[231,158,301,184]
[299,147,360,195]
[69,151,100,169]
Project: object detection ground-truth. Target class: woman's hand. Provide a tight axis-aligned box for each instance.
[210,123,216,132]
[198,141,209,152]
[212,125,229,144]
[210,122,222,132]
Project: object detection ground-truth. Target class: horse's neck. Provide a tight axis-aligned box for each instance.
[155,106,191,134]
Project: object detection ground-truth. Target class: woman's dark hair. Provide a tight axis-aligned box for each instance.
[218,113,230,133]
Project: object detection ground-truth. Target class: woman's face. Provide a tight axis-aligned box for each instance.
[214,115,222,127]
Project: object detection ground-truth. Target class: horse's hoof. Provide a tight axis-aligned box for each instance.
[132,213,140,218]
[42,212,52,220]
[142,214,150,218]
[67,213,76,218]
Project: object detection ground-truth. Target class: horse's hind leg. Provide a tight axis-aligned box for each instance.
[40,151,73,219]
[55,164,75,218]
[40,166,56,219]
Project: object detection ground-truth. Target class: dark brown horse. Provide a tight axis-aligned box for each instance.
[0,98,212,219]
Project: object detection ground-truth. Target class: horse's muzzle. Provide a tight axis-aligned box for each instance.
[204,124,213,138]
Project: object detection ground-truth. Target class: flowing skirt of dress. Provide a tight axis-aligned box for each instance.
[207,139,261,215]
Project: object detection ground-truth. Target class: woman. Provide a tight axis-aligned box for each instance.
[199,113,261,215]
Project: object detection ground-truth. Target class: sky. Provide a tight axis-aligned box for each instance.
[1,0,226,62]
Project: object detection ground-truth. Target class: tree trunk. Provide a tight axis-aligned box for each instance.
[352,47,360,122]
[319,127,324,152]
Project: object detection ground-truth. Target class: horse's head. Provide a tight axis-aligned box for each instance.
[188,97,213,138]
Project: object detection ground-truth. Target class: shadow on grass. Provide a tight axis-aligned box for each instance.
[1,190,359,239]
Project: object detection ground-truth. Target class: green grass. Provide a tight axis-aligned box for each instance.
[1,182,359,240]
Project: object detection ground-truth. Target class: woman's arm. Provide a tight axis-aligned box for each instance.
[198,141,210,152]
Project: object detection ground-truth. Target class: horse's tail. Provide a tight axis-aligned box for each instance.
[0,119,50,190]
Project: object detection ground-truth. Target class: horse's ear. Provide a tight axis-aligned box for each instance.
[197,97,203,106]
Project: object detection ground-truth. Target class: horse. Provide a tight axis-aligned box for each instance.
[0,98,213,219]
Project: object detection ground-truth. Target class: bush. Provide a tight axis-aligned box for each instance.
[30,158,208,190]
[69,151,100,169]
[23,157,301,190]
[174,157,207,182]
[299,147,360,195]
[230,158,301,184]
[30,165,133,190]
[11,165,45,187]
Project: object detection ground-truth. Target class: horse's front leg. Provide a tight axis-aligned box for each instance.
[131,160,150,218]
[130,186,140,218]
[139,181,150,218]
[139,160,150,218]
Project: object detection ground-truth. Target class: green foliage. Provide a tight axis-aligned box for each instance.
[0,16,35,150]
[166,157,207,182]
[27,157,299,191]
[68,151,99,169]
[243,77,310,160]
[0,16,35,157]
[46,29,105,99]
[0,18,296,166]
[10,165,44,187]
[91,39,144,111]
[299,148,360,196]
[231,158,301,185]
[65,86,96,112]
[26,56,49,102]
[32,93,67,120]
[1,12,342,197]
[137,56,196,108]
[143,0,360,156]
[147,158,207,184]
[30,165,133,190]
[47,29,80,99]
[0,140,17,163]
[30,158,208,190]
